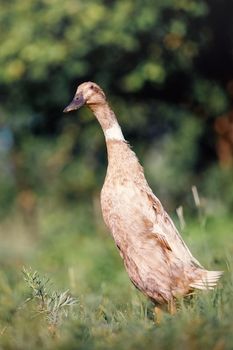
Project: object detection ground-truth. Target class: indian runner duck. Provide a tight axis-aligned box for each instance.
[64,82,223,314]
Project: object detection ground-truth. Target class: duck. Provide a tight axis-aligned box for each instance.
[64,82,223,314]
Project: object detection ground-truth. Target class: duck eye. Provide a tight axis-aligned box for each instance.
[90,85,94,89]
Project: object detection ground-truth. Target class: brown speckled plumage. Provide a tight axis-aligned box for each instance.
[64,82,223,308]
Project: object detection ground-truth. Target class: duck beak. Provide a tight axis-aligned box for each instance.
[63,93,85,113]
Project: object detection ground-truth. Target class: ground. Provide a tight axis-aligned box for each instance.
[0,201,232,350]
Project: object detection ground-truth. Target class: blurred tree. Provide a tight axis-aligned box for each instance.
[0,0,232,214]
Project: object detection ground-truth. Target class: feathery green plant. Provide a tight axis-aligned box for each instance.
[22,267,78,331]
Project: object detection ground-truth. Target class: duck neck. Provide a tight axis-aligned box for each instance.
[89,103,125,143]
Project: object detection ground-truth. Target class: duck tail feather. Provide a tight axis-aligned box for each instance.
[190,270,223,290]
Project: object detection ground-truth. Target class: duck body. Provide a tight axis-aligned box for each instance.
[102,140,204,303]
[64,82,223,307]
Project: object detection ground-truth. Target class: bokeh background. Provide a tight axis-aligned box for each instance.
[0,1,233,348]
[0,0,233,217]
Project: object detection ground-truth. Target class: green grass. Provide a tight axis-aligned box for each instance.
[0,200,232,350]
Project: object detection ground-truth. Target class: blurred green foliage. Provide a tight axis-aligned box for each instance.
[0,0,232,215]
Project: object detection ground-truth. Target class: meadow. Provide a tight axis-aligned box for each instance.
[0,197,232,350]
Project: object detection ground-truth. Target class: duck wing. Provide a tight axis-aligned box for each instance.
[145,191,204,268]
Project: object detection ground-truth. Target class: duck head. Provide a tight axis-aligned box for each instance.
[63,82,106,113]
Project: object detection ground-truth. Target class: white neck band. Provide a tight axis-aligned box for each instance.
[104,123,125,141]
